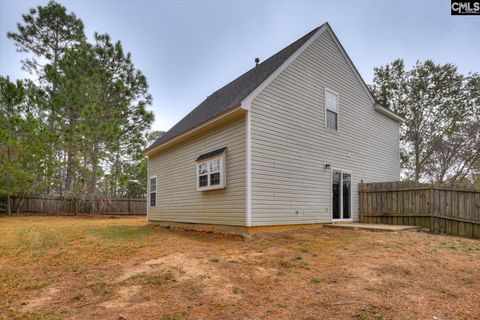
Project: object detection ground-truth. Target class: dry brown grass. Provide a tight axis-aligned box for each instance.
[1,216,480,320]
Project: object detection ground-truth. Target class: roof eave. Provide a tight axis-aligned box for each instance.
[144,105,246,156]
[374,103,405,123]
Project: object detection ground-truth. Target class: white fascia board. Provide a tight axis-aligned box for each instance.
[145,106,244,156]
[240,23,378,110]
[240,24,328,110]
[374,104,405,123]
[324,26,376,105]
[325,27,406,125]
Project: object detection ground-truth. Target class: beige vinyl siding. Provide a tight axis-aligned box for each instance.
[250,29,400,226]
[148,115,246,226]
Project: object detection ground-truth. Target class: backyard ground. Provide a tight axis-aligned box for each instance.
[1,216,480,320]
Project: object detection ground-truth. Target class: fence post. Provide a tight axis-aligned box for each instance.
[358,184,362,222]
[430,186,434,232]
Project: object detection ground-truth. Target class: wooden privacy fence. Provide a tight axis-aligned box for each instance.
[359,181,480,239]
[3,196,146,215]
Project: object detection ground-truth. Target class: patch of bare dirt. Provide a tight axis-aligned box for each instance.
[117,253,205,282]
[117,252,242,301]
[20,287,60,312]
[100,285,144,309]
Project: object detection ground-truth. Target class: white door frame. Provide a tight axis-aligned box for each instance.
[330,167,353,222]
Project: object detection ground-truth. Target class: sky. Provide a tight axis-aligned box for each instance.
[1,0,479,132]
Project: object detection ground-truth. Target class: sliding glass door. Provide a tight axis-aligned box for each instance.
[332,170,352,220]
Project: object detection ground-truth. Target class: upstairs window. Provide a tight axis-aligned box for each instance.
[149,176,157,207]
[196,147,227,191]
[325,89,339,130]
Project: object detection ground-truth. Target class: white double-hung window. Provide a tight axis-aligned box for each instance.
[149,176,157,207]
[325,88,339,130]
[196,147,227,191]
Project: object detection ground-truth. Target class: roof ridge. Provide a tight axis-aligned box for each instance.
[146,24,325,152]
[207,25,322,98]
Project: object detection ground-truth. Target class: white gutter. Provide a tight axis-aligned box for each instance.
[374,104,404,123]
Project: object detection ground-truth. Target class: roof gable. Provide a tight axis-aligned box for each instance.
[240,24,377,109]
[146,25,324,153]
[146,23,402,154]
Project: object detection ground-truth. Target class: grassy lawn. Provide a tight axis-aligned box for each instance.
[1,216,480,320]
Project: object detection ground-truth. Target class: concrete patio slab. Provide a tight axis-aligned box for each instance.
[325,223,421,232]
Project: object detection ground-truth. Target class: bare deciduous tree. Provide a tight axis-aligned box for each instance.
[370,59,480,183]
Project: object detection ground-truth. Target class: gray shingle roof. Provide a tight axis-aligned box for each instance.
[195,147,227,162]
[146,25,322,152]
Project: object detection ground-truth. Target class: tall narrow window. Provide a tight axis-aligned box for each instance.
[209,159,221,185]
[325,89,339,130]
[150,176,157,207]
[198,163,208,187]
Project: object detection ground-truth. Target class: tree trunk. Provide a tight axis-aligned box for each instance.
[64,113,78,196]
[65,150,75,195]
[415,164,421,182]
[16,197,23,214]
[90,147,98,214]
[58,153,64,197]
[82,155,88,195]
[114,149,120,197]
[6,146,12,215]
[50,48,61,196]
[414,143,421,182]
[6,195,11,215]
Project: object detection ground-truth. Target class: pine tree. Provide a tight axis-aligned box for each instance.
[8,0,86,195]
[7,0,85,79]
[81,33,153,210]
[0,77,55,213]
[5,1,155,207]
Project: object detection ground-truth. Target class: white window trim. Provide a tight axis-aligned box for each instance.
[196,152,227,191]
[325,87,339,131]
[149,175,157,207]
[330,168,353,221]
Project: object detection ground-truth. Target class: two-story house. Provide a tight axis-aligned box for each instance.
[145,23,403,233]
